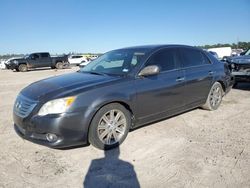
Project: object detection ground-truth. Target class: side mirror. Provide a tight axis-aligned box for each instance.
[138,65,160,77]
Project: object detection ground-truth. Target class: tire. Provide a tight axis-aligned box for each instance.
[15,68,19,72]
[202,82,223,111]
[88,103,131,150]
[63,62,70,69]
[18,64,28,72]
[55,62,63,69]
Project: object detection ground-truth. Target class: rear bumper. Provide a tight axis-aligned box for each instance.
[13,111,89,148]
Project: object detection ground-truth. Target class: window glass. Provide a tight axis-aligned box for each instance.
[201,52,211,64]
[41,53,49,58]
[31,54,39,59]
[146,48,178,71]
[80,49,149,76]
[181,48,210,67]
[71,55,82,59]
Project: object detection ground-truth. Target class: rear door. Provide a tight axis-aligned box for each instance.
[180,48,213,105]
[135,48,185,123]
[39,53,51,67]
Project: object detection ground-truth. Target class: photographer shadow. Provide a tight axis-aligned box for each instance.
[83,147,140,188]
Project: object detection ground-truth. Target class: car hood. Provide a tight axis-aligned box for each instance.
[230,55,250,64]
[20,72,120,101]
[5,57,23,64]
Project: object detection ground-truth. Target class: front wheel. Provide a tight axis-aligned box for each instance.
[88,103,131,150]
[202,82,223,111]
[18,64,28,72]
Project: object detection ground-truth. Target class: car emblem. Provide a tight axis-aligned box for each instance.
[15,100,22,110]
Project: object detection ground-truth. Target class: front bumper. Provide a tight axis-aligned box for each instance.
[5,62,17,70]
[232,71,250,82]
[14,111,89,148]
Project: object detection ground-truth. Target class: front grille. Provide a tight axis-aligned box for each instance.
[14,94,37,118]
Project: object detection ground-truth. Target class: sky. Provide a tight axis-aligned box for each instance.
[0,0,249,54]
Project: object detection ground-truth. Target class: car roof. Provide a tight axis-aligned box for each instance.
[118,44,199,51]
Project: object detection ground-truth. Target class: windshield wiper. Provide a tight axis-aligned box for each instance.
[81,71,107,76]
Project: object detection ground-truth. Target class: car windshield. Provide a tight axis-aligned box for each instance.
[245,49,250,56]
[80,49,149,76]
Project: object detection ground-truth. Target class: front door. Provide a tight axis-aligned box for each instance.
[135,48,185,124]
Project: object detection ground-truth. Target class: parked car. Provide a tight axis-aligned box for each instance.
[0,60,6,69]
[207,47,232,59]
[68,55,89,66]
[13,45,233,150]
[208,51,219,59]
[225,49,250,85]
[5,52,68,72]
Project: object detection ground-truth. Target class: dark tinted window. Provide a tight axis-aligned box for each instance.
[72,55,83,59]
[146,48,178,71]
[31,54,39,59]
[181,48,210,67]
[41,53,49,58]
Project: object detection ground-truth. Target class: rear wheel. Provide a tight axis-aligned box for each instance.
[88,103,131,150]
[202,82,223,111]
[55,62,63,69]
[18,64,28,72]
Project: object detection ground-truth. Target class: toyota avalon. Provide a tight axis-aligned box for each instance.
[13,45,233,150]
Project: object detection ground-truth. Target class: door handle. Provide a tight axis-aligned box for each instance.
[176,77,185,82]
[208,71,214,75]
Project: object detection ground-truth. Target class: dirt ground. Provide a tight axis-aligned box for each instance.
[0,67,250,188]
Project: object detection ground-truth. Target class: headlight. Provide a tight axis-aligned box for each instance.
[14,60,18,64]
[231,63,235,69]
[38,96,76,116]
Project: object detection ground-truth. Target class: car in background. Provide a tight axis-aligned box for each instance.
[0,59,7,69]
[226,49,250,85]
[68,55,89,66]
[5,52,68,72]
[13,45,233,150]
[208,51,219,59]
[207,47,232,60]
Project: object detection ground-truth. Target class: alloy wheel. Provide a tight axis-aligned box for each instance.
[97,109,127,145]
[209,85,222,108]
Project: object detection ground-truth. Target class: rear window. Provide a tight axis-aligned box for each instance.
[181,48,210,68]
[41,53,49,58]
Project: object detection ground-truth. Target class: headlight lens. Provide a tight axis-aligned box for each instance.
[38,96,76,116]
[231,63,235,69]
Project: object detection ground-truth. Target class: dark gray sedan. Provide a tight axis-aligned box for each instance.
[13,45,233,150]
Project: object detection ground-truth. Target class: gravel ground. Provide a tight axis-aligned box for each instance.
[0,67,250,188]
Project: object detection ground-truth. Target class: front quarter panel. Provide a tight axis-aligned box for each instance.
[70,78,136,131]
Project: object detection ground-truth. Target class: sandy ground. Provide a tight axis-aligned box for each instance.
[0,67,250,188]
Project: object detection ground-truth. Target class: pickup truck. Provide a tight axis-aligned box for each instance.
[5,52,69,72]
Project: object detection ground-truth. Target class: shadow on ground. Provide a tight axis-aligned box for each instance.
[83,147,140,188]
[233,83,250,91]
